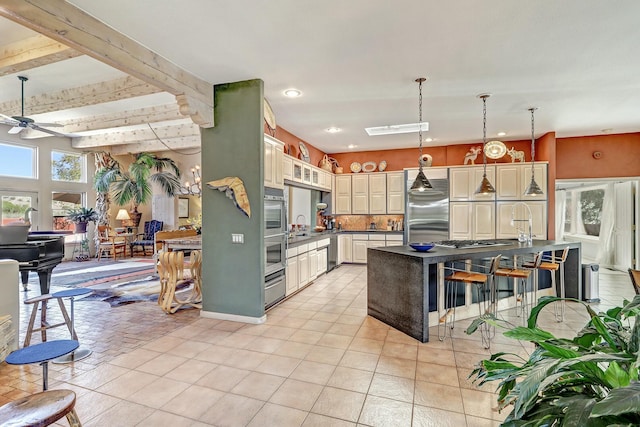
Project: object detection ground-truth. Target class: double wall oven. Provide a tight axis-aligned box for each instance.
[264,188,286,309]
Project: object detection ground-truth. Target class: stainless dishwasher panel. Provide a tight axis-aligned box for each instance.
[328,234,338,272]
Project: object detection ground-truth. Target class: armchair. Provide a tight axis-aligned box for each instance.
[96,225,126,260]
[130,220,163,256]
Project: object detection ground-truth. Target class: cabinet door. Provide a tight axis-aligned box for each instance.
[522,163,547,200]
[338,234,352,263]
[317,248,327,274]
[302,165,312,185]
[274,144,284,188]
[386,172,405,214]
[335,175,352,214]
[312,168,320,187]
[286,256,299,296]
[352,174,369,214]
[449,168,471,201]
[292,160,303,183]
[528,201,548,239]
[352,240,368,263]
[496,165,521,200]
[369,174,387,214]
[450,202,472,240]
[308,249,318,280]
[472,202,495,240]
[264,140,274,187]
[298,252,309,287]
[283,155,293,181]
[496,201,547,239]
[471,166,496,201]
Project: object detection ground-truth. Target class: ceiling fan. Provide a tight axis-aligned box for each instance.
[0,76,71,138]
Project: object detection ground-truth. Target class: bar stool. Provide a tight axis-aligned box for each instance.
[51,288,93,363]
[495,251,543,322]
[6,340,78,391]
[523,247,570,322]
[23,294,74,348]
[0,390,81,426]
[439,255,502,347]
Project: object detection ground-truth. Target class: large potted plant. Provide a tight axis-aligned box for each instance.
[65,207,98,233]
[466,296,640,426]
[94,152,181,226]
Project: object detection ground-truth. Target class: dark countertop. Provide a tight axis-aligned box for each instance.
[287,229,403,248]
[370,239,580,263]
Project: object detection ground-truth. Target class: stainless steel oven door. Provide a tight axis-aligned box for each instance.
[265,190,285,237]
[265,234,286,276]
[265,269,286,309]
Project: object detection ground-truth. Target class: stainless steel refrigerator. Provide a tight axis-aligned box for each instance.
[404,168,449,244]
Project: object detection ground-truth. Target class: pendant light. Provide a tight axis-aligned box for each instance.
[475,94,496,194]
[410,77,433,193]
[523,107,544,196]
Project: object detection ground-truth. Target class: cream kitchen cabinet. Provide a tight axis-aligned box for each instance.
[449,202,495,240]
[334,175,352,214]
[385,234,404,246]
[297,250,309,289]
[308,248,318,281]
[283,154,293,181]
[351,233,389,264]
[496,163,547,200]
[338,234,352,263]
[369,173,387,214]
[352,239,369,263]
[286,250,299,296]
[449,165,495,201]
[317,247,327,275]
[292,159,303,183]
[352,174,369,214]
[302,163,312,185]
[386,172,405,214]
[496,201,547,239]
[264,135,284,189]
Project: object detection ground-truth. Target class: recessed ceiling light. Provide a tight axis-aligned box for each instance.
[348,144,357,149]
[497,131,506,137]
[424,137,434,143]
[283,88,302,98]
[365,122,429,136]
[325,127,341,133]
[601,128,613,133]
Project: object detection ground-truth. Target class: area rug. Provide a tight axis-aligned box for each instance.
[78,276,193,307]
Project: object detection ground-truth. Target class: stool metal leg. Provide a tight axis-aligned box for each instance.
[41,361,49,391]
[475,277,496,349]
[53,296,92,363]
[438,280,456,341]
[555,263,566,322]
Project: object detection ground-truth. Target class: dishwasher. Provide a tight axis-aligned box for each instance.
[328,234,338,272]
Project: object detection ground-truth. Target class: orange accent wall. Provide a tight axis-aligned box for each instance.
[266,126,327,168]
[537,132,557,239]
[556,133,640,179]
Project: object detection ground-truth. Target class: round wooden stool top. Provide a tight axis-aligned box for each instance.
[0,389,76,426]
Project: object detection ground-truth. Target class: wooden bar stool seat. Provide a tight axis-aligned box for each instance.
[523,247,569,322]
[0,389,81,426]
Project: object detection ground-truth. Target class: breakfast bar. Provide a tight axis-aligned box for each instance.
[367,240,582,342]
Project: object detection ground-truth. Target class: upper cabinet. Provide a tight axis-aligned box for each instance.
[386,172,405,214]
[369,174,387,214]
[264,135,284,189]
[352,174,369,214]
[334,175,352,214]
[495,162,547,200]
[450,165,496,201]
[283,153,333,192]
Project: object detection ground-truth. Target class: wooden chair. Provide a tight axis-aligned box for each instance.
[524,247,570,321]
[157,250,202,314]
[96,225,126,260]
[130,220,163,256]
[628,268,640,295]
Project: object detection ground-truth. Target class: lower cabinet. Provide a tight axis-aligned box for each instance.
[285,239,330,297]
[297,251,309,290]
[309,248,318,281]
[338,234,353,264]
[286,255,298,296]
[318,247,327,274]
[352,234,369,263]
[351,233,402,264]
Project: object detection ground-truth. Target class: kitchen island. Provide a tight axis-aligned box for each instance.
[367,240,581,342]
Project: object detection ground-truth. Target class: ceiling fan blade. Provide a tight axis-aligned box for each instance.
[30,124,73,138]
[33,121,63,128]
[8,126,25,134]
[0,113,19,126]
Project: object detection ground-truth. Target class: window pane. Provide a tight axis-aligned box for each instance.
[564,192,572,233]
[580,189,604,236]
[52,191,83,231]
[1,195,34,224]
[52,151,85,182]
[0,142,36,178]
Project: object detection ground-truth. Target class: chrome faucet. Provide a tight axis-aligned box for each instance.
[295,214,307,234]
[511,202,533,245]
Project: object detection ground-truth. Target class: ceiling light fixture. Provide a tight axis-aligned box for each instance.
[475,94,496,195]
[425,137,434,143]
[497,131,506,137]
[180,164,202,197]
[283,88,301,98]
[365,122,429,136]
[347,144,357,149]
[410,77,434,194]
[484,140,507,159]
[523,107,544,196]
[325,127,341,133]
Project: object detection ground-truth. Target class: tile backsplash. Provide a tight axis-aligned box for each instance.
[332,215,404,231]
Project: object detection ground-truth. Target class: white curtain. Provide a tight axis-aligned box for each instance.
[555,190,566,241]
[595,183,616,266]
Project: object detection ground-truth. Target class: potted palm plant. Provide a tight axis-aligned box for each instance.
[466,295,640,426]
[93,152,182,226]
[65,207,98,233]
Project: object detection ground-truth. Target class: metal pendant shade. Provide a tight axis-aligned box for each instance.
[474,94,496,195]
[524,107,544,196]
[410,77,433,193]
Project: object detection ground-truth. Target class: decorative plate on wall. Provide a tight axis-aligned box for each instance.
[378,160,387,172]
[484,140,507,159]
[362,161,377,173]
[298,142,310,163]
[350,162,362,173]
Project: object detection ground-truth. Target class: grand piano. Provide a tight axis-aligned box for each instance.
[0,233,65,294]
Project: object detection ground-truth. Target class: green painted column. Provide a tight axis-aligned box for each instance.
[200,79,265,320]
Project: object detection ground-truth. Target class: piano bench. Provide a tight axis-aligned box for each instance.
[23,294,75,348]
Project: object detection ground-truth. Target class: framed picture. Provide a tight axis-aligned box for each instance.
[178,198,189,218]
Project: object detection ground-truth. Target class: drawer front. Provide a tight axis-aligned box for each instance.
[351,234,369,241]
[369,234,386,241]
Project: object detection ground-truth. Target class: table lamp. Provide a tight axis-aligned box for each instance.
[115,209,130,232]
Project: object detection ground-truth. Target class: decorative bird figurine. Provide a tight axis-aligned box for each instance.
[23,207,37,226]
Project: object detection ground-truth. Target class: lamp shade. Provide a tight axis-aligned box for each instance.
[115,209,130,220]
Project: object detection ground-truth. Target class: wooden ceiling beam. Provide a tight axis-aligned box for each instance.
[107,136,201,156]
[0,33,82,76]
[71,122,201,149]
[0,75,162,116]
[0,0,214,127]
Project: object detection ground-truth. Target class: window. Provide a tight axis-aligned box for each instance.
[562,187,605,237]
[52,191,83,231]
[0,142,37,178]
[52,150,85,182]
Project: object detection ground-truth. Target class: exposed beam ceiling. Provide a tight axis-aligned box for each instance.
[0,33,81,76]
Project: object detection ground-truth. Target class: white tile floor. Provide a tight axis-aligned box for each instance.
[0,264,634,426]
